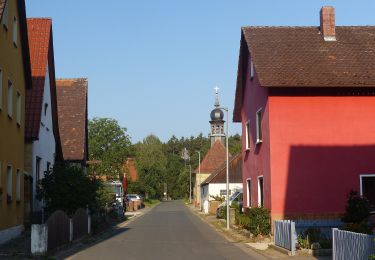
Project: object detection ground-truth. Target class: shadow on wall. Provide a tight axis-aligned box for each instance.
[284,145,375,220]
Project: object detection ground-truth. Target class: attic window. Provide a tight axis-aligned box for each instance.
[256,108,263,144]
[1,1,8,29]
[13,16,18,46]
[44,103,48,116]
[250,60,254,80]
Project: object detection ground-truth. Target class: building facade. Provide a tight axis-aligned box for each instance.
[233,6,375,223]
[24,18,62,221]
[0,0,32,244]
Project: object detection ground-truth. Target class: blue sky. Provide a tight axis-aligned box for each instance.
[26,1,375,143]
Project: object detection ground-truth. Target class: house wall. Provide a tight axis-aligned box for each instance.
[194,173,210,206]
[30,63,56,212]
[241,55,271,210]
[268,95,375,219]
[0,0,26,240]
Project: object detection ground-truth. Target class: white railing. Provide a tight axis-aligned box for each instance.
[332,228,375,260]
[274,220,297,255]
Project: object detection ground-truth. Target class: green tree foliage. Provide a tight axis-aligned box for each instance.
[135,135,167,199]
[38,164,111,216]
[88,118,133,178]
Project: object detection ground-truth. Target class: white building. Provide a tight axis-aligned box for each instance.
[201,153,243,214]
[24,18,62,220]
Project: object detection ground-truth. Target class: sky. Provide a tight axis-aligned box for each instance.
[26,0,375,143]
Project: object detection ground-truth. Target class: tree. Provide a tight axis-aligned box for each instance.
[88,118,133,178]
[38,164,107,216]
[135,135,167,198]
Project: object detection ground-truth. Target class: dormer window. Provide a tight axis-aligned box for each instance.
[1,1,8,29]
[44,103,48,116]
[13,16,18,47]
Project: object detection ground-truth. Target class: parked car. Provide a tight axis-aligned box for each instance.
[125,194,143,202]
[216,190,243,218]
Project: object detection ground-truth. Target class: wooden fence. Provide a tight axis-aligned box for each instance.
[274,220,297,255]
[73,208,88,240]
[46,210,70,251]
[332,228,375,260]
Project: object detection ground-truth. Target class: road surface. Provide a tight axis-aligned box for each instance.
[65,201,265,260]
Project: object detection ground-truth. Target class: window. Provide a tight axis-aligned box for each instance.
[245,121,250,150]
[258,176,264,207]
[246,179,251,207]
[16,92,21,125]
[360,175,375,212]
[13,16,18,46]
[44,103,48,116]
[250,60,254,79]
[16,169,20,201]
[1,0,8,29]
[0,69,3,110]
[36,157,41,192]
[256,108,263,144]
[220,189,232,196]
[7,80,13,118]
[6,165,12,203]
[0,161,2,197]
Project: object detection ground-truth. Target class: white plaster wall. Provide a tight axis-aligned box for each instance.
[208,183,243,201]
[31,63,56,211]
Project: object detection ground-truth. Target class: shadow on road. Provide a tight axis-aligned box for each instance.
[56,226,131,259]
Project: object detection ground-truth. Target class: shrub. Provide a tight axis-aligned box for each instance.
[237,214,251,229]
[210,195,225,202]
[246,207,271,236]
[297,234,309,249]
[304,227,322,243]
[341,190,372,235]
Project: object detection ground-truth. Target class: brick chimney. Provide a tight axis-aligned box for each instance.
[320,6,336,41]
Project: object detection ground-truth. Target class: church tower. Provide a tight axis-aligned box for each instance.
[209,87,226,146]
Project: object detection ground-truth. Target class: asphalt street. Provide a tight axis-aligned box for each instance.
[65,201,266,260]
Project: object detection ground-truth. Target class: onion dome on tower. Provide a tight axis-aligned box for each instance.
[209,87,226,147]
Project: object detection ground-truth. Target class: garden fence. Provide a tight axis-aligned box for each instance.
[274,220,297,255]
[332,228,375,260]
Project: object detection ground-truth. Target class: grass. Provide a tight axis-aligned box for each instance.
[144,199,160,208]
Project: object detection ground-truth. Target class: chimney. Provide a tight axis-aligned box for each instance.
[320,6,336,41]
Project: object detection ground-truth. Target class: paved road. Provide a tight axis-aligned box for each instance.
[65,201,265,260]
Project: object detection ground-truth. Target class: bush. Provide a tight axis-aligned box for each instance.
[246,207,271,236]
[38,164,105,217]
[304,227,322,243]
[210,195,225,202]
[341,190,372,235]
[237,214,251,229]
[297,234,309,249]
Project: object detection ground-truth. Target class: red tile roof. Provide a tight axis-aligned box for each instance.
[202,153,242,185]
[196,140,228,174]
[25,18,51,140]
[233,26,375,122]
[56,78,88,162]
[0,0,6,20]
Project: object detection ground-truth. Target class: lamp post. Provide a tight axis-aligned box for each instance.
[196,151,201,209]
[218,106,230,229]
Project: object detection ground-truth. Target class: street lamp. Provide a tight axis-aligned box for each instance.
[218,106,230,229]
[196,151,201,209]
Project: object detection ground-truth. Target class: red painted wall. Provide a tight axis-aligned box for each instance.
[269,96,375,218]
[241,55,272,210]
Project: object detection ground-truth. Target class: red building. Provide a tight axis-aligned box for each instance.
[233,6,375,222]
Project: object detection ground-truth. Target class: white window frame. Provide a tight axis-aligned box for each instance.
[1,0,8,29]
[0,68,3,110]
[250,60,254,79]
[0,161,2,192]
[245,120,250,151]
[6,165,12,201]
[258,175,264,207]
[7,80,13,118]
[16,91,21,125]
[13,16,18,47]
[246,178,251,208]
[360,174,375,213]
[16,169,20,201]
[256,108,263,144]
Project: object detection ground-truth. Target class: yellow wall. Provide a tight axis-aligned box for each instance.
[0,0,27,231]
